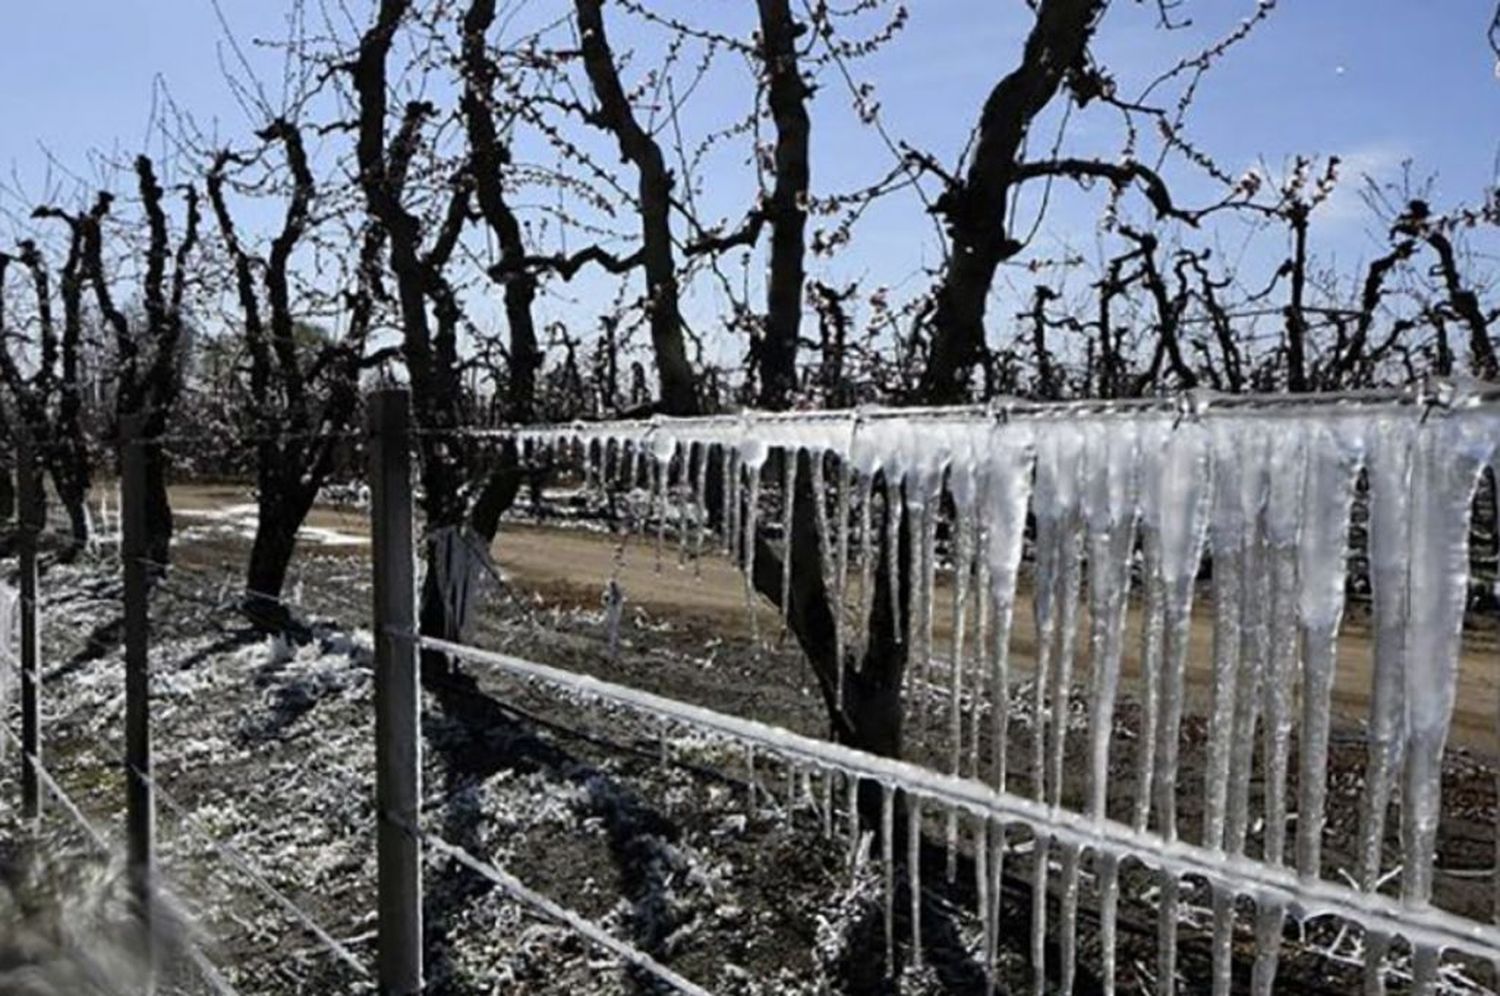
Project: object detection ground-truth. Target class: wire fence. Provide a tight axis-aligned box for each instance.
[5,387,1500,994]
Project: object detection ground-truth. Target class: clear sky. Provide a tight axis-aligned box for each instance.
[1,1,1497,365]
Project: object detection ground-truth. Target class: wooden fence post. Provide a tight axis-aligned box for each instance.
[120,412,154,979]
[369,389,422,994]
[16,430,40,821]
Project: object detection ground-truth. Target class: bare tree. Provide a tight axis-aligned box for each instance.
[207,118,387,631]
[0,209,93,551]
[78,159,201,569]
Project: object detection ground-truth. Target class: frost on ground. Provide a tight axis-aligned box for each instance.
[0,553,997,995]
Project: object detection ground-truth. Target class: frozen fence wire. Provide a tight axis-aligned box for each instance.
[417,635,1500,968]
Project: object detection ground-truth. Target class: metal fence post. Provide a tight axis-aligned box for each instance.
[369,389,422,995]
[120,412,154,977]
[16,430,40,821]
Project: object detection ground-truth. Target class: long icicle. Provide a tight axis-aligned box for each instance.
[919,466,943,748]
[908,795,923,969]
[886,473,905,646]
[1252,424,1308,996]
[692,442,709,578]
[1152,420,1212,996]
[742,447,768,649]
[834,453,854,693]
[905,481,931,740]
[1044,430,1087,993]
[1081,423,1140,996]
[1294,423,1364,883]
[947,464,979,881]
[855,471,878,667]
[1398,415,1492,995]
[1356,418,1414,996]
[1205,422,1247,996]
[781,448,798,632]
[985,431,1033,795]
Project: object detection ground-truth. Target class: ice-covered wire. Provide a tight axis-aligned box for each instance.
[123,428,364,449]
[0,724,242,996]
[138,766,372,979]
[412,823,711,996]
[408,383,1500,442]
[413,632,1500,966]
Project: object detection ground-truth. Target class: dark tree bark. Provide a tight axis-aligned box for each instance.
[1283,201,1311,392]
[0,218,93,552]
[920,0,1108,403]
[75,161,199,570]
[574,0,697,415]
[754,0,812,411]
[208,120,382,633]
[354,0,543,675]
[462,0,540,425]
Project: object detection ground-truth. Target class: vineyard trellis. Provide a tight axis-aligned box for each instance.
[3,383,1500,995]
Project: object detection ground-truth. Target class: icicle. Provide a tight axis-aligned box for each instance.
[855,471,877,665]
[1400,414,1493,996]
[920,468,942,736]
[725,446,742,559]
[983,431,1033,794]
[882,784,895,973]
[822,768,834,838]
[675,442,690,569]
[846,774,861,866]
[1203,422,1246,851]
[1097,853,1119,996]
[651,443,669,574]
[1356,420,1415,954]
[1151,419,1212,836]
[949,463,979,782]
[1226,429,1272,859]
[740,442,769,648]
[1204,423,1247,996]
[692,442,709,578]
[1296,422,1364,883]
[1031,831,1049,996]
[908,796,923,969]
[945,461,979,883]
[834,452,854,690]
[904,483,930,736]
[1252,424,1309,994]
[886,474,905,644]
[1078,421,1139,996]
[1151,420,1212,996]
[974,816,989,959]
[781,448,798,630]
[1132,528,1165,833]
[1058,842,1081,995]
[967,550,993,780]
[985,823,1005,996]
[1031,426,1085,806]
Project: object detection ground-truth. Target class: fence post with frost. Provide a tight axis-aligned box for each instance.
[16,430,40,820]
[369,388,422,994]
[120,411,155,982]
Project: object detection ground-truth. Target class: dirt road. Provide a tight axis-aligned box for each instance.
[163,484,1500,753]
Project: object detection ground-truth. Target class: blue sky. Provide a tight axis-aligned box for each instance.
[0,0,1496,366]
